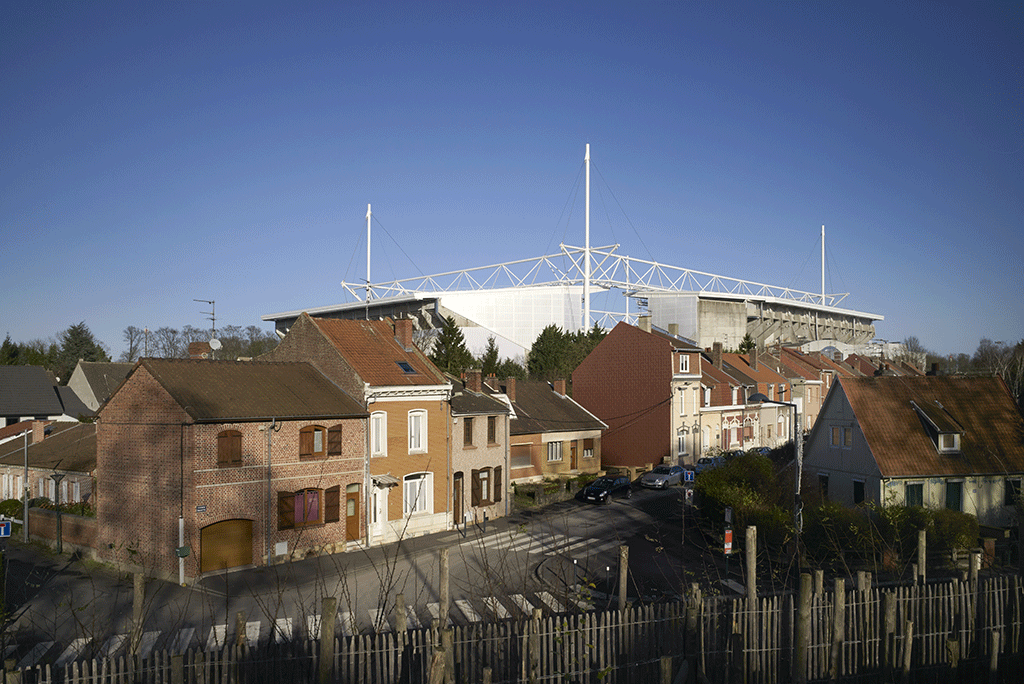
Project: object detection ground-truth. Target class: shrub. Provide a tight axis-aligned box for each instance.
[930,508,978,553]
[0,498,23,518]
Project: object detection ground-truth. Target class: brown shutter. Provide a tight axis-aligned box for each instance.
[494,466,502,503]
[328,425,344,456]
[471,469,481,507]
[218,430,241,466]
[278,491,295,530]
[325,485,341,523]
[300,428,313,458]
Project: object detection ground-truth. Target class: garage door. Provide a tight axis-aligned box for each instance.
[200,519,253,573]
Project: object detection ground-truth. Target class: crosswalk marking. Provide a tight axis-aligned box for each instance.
[339,611,356,636]
[170,627,195,653]
[100,634,128,658]
[306,615,321,639]
[3,644,18,659]
[404,605,422,629]
[17,641,54,669]
[138,631,161,660]
[510,594,534,616]
[244,621,260,644]
[206,625,227,651]
[464,530,626,561]
[54,638,90,668]
[454,599,481,623]
[273,618,293,643]
[484,597,509,619]
[536,591,566,614]
[368,608,391,632]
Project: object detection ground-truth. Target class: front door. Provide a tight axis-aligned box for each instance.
[453,472,464,525]
[371,486,388,539]
[345,484,360,541]
[570,441,578,470]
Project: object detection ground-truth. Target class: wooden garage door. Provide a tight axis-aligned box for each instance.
[200,519,253,573]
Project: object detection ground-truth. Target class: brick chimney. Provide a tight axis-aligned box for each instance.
[749,347,759,371]
[712,341,723,369]
[394,318,413,351]
[668,323,679,337]
[553,378,566,396]
[33,420,46,444]
[638,315,652,333]
[485,374,498,389]
[466,368,482,393]
[505,377,517,403]
[188,341,211,359]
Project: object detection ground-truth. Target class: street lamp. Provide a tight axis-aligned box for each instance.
[50,472,66,554]
[748,393,803,566]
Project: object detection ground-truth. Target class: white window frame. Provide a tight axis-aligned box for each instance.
[938,433,960,453]
[403,472,432,515]
[479,468,491,503]
[583,438,594,459]
[679,355,689,373]
[370,411,387,457]
[408,410,427,454]
[547,441,563,462]
[703,386,711,406]
[72,480,81,503]
[679,388,686,416]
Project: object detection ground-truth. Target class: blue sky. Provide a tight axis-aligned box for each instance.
[2,1,1020,358]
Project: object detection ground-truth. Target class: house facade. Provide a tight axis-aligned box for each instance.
[804,376,1024,529]
[95,359,367,582]
[450,370,511,526]
[0,421,95,507]
[66,361,133,412]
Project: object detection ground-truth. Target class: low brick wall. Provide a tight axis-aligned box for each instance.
[28,507,98,554]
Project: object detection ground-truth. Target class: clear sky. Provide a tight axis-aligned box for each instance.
[2,1,1021,359]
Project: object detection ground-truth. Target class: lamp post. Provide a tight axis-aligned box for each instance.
[749,393,803,568]
[50,472,65,554]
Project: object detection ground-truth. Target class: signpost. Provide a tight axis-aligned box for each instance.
[0,521,10,538]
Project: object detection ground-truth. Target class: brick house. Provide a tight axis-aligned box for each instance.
[572,320,701,472]
[262,313,455,545]
[450,370,511,526]
[486,376,605,483]
[66,360,133,412]
[95,358,367,582]
[0,421,95,507]
[804,376,1024,529]
[720,349,792,449]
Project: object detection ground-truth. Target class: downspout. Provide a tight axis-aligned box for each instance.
[504,414,510,517]
[179,423,185,586]
[446,400,452,530]
[266,418,276,567]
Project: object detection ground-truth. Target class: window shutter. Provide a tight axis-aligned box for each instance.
[218,430,241,466]
[494,466,502,503]
[278,491,295,530]
[328,425,344,456]
[300,429,314,458]
[325,485,341,523]
[471,469,481,507]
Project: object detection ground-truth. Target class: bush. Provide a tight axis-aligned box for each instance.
[803,500,872,567]
[0,498,23,518]
[930,508,978,553]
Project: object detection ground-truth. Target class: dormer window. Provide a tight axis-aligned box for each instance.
[679,355,689,373]
[938,433,960,453]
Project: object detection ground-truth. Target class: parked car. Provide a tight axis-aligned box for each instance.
[695,456,724,474]
[580,476,633,504]
[640,465,685,489]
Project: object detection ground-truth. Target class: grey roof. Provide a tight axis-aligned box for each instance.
[485,378,606,436]
[0,366,64,417]
[57,386,94,419]
[0,422,96,474]
[77,361,133,405]
[118,359,367,423]
[447,375,510,416]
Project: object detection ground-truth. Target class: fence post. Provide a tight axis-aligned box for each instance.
[235,611,247,647]
[745,526,757,601]
[813,570,824,597]
[4,658,20,684]
[830,578,845,680]
[440,547,450,627]
[883,591,897,680]
[988,630,1000,684]
[918,530,927,584]
[794,573,811,684]
[900,620,914,684]
[318,596,337,684]
[618,545,629,612]
[528,608,542,684]
[171,654,183,684]
[660,655,673,684]
[396,592,407,633]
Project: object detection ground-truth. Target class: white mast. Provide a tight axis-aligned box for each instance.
[821,224,825,305]
[366,204,372,301]
[583,144,591,331]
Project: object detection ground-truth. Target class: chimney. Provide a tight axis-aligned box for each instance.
[33,420,46,444]
[467,369,482,393]
[394,318,413,351]
[553,378,566,396]
[638,315,652,333]
[505,377,517,403]
[188,341,211,359]
[749,347,759,371]
[927,363,938,376]
[668,323,679,337]
[485,374,497,389]
[712,341,723,369]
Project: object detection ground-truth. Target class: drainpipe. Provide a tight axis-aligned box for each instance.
[266,418,277,566]
[179,423,185,586]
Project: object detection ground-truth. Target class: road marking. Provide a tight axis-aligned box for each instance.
[306,615,321,638]
[170,627,195,653]
[536,591,566,614]
[54,638,90,668]
[484,597,510,619]
[454,599,481,623]
[17,641,54,669]
[404,605,422,630]
[509,594,534,616]
[206,625,226,651]
[339,611,356,636]
[273,618,293,643]
[100,634,128,657]
[368,608,391,632]
[138,631,161,660]
[244,621,261,645]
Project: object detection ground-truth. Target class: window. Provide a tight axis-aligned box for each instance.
[679,355,689,373]
[511,444,532,469]
[278,487,338,529]
[905,482,924,508]
[300,425,327,460]
[408,410,427,453]
[217,429,242,467]
[945,480,963,512]
[463,417,474,447]
[818,474,829,499]
[371,412,387,457]
[1005,479,1021,507]
[768,384,774,401]
[831,426,841,447]
[703,387,711,406]
[396,361,416,374]
[328,424,344,457]
[732,388,739,405]
[487,416,497,444]
[403,472,431,515]
[744,420,753,439]
[844,428,853,448]
[472,468,491,506]
[853,480,865,504]
[583,438,594,458]
[547,441,563,462]
[679,388,686,416]
[939,433,960,453]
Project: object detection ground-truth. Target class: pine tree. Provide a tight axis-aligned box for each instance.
[55,322,110,383]
[480,337,500,378]
[0,334,20,365]
[429,316,474,376]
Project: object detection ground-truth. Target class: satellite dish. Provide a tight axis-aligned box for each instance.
[209,338,222,350]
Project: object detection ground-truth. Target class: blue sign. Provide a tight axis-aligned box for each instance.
[0,521,11,538]
[683,469,694,483]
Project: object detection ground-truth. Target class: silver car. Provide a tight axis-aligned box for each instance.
[640,465,685,489]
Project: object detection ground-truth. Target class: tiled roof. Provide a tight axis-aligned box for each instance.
[448,375,510,416]
[78,361,133,403]
[0,366,64,417]
[57,386,93,419]
[0,422,96,473]
[484,379,605,436]
[310,318,447,387]
[722,353,789,386]
[777,348,824,381]
[134,359,366,422]
[838,376,1024,477]
[702,362,740,388]
[811,352,862,378]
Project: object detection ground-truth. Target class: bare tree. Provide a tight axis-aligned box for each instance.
[119,326,144,363]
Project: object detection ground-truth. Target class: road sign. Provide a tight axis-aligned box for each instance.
[724,527,733,555]
[683,469,694,483]
[0,521,11,538]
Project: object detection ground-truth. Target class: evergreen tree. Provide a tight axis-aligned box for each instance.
[495,357,527,380]
[738,333,755,354]
[0,334,19,365]
[527,324,566,381]
[429,316,474,376]
[480,336,500,378]
[55,322,109,383]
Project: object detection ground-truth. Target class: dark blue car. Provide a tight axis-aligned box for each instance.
[581,476,633,504]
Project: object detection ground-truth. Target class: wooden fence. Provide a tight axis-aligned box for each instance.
[3,576,1021,683]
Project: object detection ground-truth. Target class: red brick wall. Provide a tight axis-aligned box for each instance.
[573,323,671,468]
[261,315,364,399]
[28,507,97,549]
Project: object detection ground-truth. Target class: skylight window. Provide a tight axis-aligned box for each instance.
[396,361,416,374]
